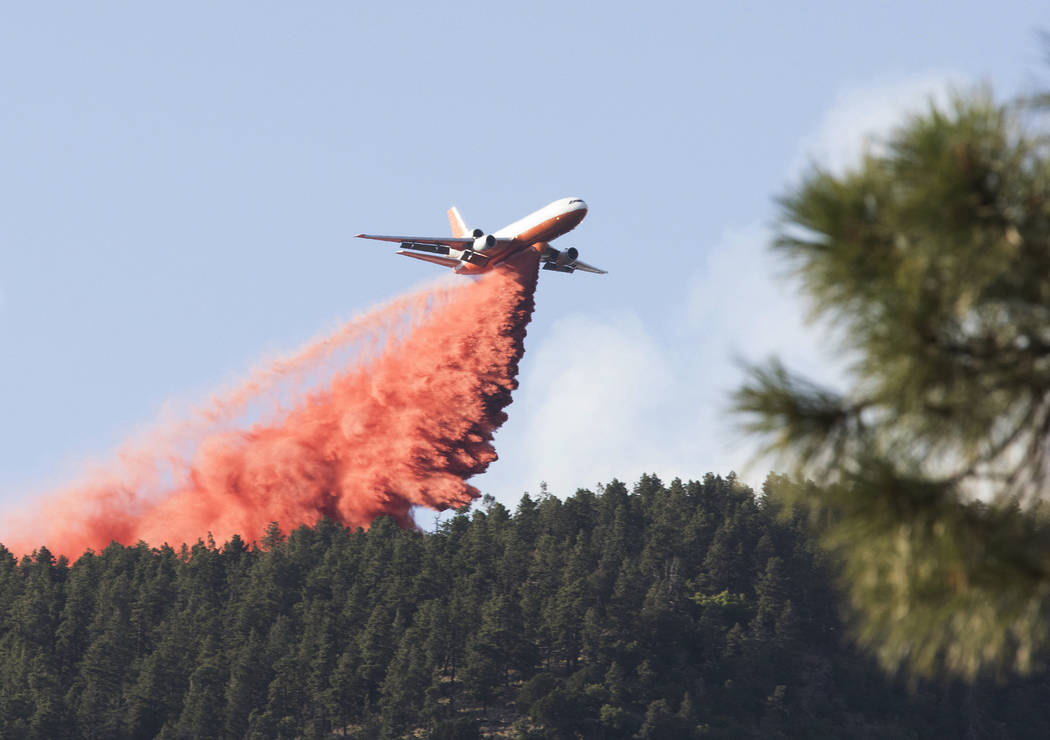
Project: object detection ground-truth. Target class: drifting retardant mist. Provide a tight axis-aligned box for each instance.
[3,253,540,558]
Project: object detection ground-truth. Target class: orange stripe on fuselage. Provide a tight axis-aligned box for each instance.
[454,208,587,275]
[514,207,587,246]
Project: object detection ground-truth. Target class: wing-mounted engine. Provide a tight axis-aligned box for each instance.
[456,227,496,267]
[471,228,496,251]
[555,247,578,266]
[541,245,581,273]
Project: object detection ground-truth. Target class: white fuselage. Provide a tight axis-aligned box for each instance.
[456,197,588,273]
[494,197,588,239]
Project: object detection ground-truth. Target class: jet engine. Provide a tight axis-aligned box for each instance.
[555,247,579,267]
[539,245,581,273]
[473,233,496,250]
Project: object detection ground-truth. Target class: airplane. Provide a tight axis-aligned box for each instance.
[355,197,606,275]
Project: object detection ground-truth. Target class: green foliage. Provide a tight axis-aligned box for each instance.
[734,89,1050,680]
[2,476,1049,737]
[431,716,481,740]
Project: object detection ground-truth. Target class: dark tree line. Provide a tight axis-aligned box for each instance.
[2,473,1049,738]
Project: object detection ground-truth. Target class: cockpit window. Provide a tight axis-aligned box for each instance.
[568,199,584,204]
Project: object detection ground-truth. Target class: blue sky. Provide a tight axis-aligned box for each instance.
[2,2,1049,515]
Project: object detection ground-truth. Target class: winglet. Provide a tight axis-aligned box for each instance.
[447,207,469,238]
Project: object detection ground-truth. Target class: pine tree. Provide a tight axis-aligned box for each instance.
[734,89,1050,679]
[173,638,227,739]
[223,630,271,739]
[378,624,430,737]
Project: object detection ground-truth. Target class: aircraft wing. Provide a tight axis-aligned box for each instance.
[542,258,608,275]
[355,234,516,251]
[355,234,476,248]
[572,259,607,275]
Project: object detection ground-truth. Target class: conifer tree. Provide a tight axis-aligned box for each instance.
[378,625,430,738]
[734,89,1050,679]
[174,638,226,739]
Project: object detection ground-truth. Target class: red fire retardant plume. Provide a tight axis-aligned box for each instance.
[3,253,540,558]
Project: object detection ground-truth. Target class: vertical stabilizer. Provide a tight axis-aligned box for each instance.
[447,206,469,238]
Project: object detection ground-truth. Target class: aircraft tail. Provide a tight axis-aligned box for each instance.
[447,207,469,238]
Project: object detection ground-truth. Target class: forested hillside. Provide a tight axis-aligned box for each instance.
[2,474,1048,739]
